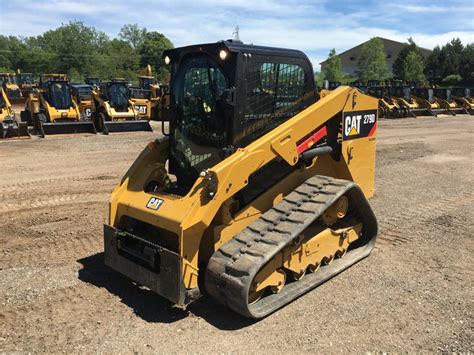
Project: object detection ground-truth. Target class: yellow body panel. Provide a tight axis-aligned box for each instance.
[0,88,15,122]
[129,97,155,120]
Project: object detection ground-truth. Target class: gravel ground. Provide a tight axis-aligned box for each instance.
[0,116,472,352]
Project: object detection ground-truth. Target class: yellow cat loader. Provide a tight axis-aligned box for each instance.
[433,88,468,115]
[368,86,406,118]
[447,88,473,115]
[389,86,424,117]
[103,41,378,318]
[21,76,96,137]
[130,65,168,121]
[72,84,94,120]
[129,76,158,121]
[0,87,29,139]
[17,71,37,98]
[0,73,23,103]
[91,79,153,134]
[411,88,450,116]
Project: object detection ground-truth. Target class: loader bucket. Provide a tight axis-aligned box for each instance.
[1,120,30,139]
[102,120,153,135]
[38,121,97,138]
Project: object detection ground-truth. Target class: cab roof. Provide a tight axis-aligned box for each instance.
[164,40,312,67]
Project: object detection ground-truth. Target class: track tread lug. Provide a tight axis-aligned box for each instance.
[273,221,297,234]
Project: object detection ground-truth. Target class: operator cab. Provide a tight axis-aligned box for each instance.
[0,74,16,85]
[413,88,435,102]
[433,88,451,101]
[451,87,470,98]
[101,79,130,112]
[139,76,156,91]
[368,86,389,99]
[164,40,316,189]
[85,77,100,88]
[18,73,34,84]
[72,84,93,103]
[390,86,412,100]
[44,80,73,109]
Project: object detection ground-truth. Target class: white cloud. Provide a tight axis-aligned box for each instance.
[28,0,126,15]
[389,3,474,14]
[1,0,473,70]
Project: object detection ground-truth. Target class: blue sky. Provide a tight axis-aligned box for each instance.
[1,0,473,70]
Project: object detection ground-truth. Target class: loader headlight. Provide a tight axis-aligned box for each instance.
[164,56,171,65]
[219,50,228,61]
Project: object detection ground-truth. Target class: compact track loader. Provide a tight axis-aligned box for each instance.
[20,76,96,137]
[411,88,450,116]
[390,86,423,117]
[17,72,37,98]
[91,79,153,134]
[451,87,473,114]
[130,66,168,121]
[0,73,23,103]
[368,86,406,118]
[72,84,94,120]
[104,41,378,318]
[0,87,29,139]
[433,88,469,115]
[129,76,159,121]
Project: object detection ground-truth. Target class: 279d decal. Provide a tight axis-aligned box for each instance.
[343,110,377,140]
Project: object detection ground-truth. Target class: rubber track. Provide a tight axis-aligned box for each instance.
[205,175,378,318]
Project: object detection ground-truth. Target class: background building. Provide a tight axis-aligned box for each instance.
[320,37,432,75]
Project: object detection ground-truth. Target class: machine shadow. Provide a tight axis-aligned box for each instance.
[77,252,255,330]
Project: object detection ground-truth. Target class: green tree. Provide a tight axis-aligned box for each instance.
[322,48,344,82]
[425,38,470,85]
[356,37,389,81]
[440,38,463,79]
[139,31,174,80]
[402,51,425,82]
[424,45,442,84]
[459,43,474,85]
[393,37,424,80]
[98,39,140,80]
[119,24,147,50]
[441,74,462,86]
[0,35,27,71]
[314,72,325,87]
[17,21,109,78]
[0,22,174,83]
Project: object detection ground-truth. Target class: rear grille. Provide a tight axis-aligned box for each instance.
[116,231,161,272]
[118,215,179,253]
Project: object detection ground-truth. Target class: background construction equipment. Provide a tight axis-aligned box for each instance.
[20,74,96,137]
[91,79,152,134]
[0,87,29,139]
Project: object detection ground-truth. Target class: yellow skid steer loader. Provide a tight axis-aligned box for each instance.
[21,75,96,137]
[91,79,153,134]
[104,41,378,318]
[0,87,29,139]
